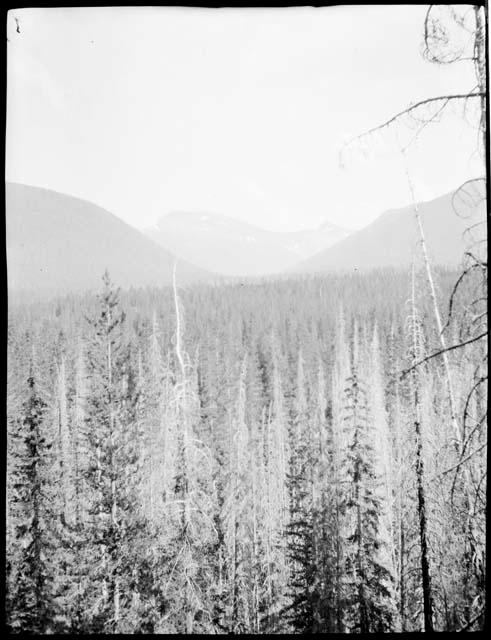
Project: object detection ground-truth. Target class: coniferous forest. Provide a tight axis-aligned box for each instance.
[5,4,488,634]
[6,261,487,633]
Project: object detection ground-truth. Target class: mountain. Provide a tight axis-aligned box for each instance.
[292,185,487,274]
[143,212,351,277]
[276,220,352,258]
[6,183,210,298]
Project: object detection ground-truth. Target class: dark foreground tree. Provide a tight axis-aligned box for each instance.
[7,368,53,633]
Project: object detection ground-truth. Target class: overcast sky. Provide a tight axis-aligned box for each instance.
[6,5,482,232]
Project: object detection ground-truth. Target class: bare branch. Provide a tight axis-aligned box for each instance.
[451,177,487,218]
[472,471,487,516]
[437,442,487,479]
[400,331,487,378]
[424,4,478,65]
[440,264,481,334]
[343,92,485,153]
[401,98,454,151]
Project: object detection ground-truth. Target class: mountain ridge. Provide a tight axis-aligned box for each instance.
[143,211,352,276]
[290,184,486,274]
[6,182,211,297]
[6,182,484,297]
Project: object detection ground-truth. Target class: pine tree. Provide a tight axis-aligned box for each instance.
[367,325,399,618]
[311,357,347,632]
[82,271,141,632]
[47,351,85,632]
[7,368,53,633]
[329,309,351,631]
[285,350,319,632]
[340,328,395,633]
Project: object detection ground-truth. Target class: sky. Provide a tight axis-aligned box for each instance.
[6,5,483,232]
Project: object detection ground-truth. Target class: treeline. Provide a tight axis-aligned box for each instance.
[6,267,486,633]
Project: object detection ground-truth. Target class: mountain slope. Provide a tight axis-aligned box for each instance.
[292,186,486,273]
[276,220,352,258]
[6,183,209,297]
[143,212,351,276]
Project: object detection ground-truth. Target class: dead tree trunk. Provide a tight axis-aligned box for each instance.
[409,267,434,632]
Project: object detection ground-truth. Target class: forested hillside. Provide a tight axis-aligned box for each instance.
[6,183,210,297]
[6,266,486,633]
[293,185,486,273]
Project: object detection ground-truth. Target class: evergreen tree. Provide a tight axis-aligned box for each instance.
[82,271,141,632]
[340,331,395,633]
[7,368,53,633]
[286,350,319,632]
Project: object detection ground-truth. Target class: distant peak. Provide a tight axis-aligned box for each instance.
[156,210,222,224]
[317,219,352,233]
